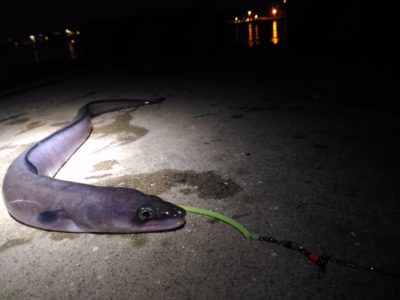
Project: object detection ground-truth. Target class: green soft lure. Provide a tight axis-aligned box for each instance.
[179,205,259,240]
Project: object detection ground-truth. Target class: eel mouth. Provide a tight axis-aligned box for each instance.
[137,217,186,232]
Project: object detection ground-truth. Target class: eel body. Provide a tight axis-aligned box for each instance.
[2,98,186,233]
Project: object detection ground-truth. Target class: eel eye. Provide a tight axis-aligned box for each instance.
[137,205,156,221]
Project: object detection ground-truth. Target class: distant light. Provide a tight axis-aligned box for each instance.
[44,36,49,41]
[65,29,73,36]
[272,8,278,16]
[283,0,287,3]
[70,39,75,44]
[29,35,36,43]
[254,14,258,19]
[76,30,80,35]
[235,17,239,22]
[247,10,252,16]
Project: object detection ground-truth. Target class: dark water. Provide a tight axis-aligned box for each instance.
[1,20,286,67]
[0,33,82,91]
[1,37,80,65]
[226,20,287,48]
[0,18,288,92]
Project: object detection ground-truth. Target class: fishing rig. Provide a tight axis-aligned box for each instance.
[180,205,400,279]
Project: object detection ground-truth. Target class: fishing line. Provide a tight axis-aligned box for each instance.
[293,202,340,260]
[180,205,400,279]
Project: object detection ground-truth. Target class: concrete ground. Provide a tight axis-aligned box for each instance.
[0,58,399,299]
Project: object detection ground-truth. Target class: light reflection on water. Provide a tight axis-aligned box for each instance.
[247,23,261,47]
[27,38,79,64]
[254,23,260,46]
[68,40,77,60]
[230,20,286,48]
[271,21,279,45]
[32,46,40,64]
[248,23,254,47]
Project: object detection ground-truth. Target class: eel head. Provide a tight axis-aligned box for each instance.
[110,189,186,233]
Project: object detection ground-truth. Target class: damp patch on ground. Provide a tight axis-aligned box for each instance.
[96,169,242,199]
[194,112,220,119]
[48,232,80,241]
[0,238,32,253]
[16,121,46,135]
[130,234,148,248]
[0,113,28,124]
[105,233,148,248]
[92,113,149,146]
[240,105,281,112]
[4,117,30,125]
[92,160,119,172]
[0,145,17,152]
[71,91,96,100]
[26,121,45,130]
[85,173,113,180]
[0,143,34,154]
[50,121,69,127]
[230,105,281,118]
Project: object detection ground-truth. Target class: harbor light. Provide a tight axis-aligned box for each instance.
[65,29,73,36]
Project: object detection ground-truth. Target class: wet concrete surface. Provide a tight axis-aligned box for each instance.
[0,58,399,299]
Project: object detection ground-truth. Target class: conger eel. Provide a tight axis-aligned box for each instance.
[2,98,186,233]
